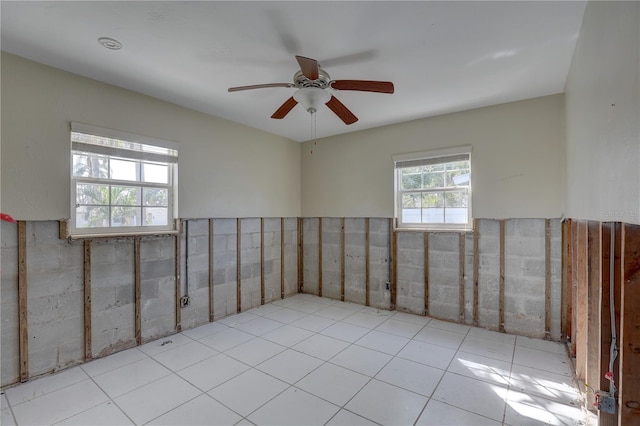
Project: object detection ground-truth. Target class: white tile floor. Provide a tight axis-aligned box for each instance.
[1,294,590,426]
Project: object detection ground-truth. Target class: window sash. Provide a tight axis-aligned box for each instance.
[70,124,178,236]
[394,147,472,230]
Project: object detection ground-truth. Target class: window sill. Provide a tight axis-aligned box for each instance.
[67,230,179,240]
[395,225,473,233]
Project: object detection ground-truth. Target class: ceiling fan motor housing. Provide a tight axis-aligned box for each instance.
[293,68,331,89]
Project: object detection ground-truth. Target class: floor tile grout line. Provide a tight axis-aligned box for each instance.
[500,330,519,425]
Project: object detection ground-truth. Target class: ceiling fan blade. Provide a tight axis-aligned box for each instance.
[295,55,319,80]
[330,80,395,94]
[271,97,298,119]
[325,96,358,125]
[228,83,293,92]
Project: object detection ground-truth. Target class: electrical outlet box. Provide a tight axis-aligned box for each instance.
[386,282,390,291]
[180,296,191,308]
[598,395,616,414]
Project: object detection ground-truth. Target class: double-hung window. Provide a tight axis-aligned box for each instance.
[70,123,178,236]
[394,146,472,230]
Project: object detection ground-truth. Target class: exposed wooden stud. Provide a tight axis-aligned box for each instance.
[318,218,323,297]
[175,228,182,332]
[281,218,285,299]
[544,219,552,340]
[390,218,397,311]
[17,220,29,382]
[620,223,640,425]
[586,221,602,408]
[341,217,345,302]
[569,219,577,355]
[473,219,479,326]
[598,223,618,426]
[209,219,214,322]
[59,219,68,239]
[134,237,142,345]
[260,218,265,305]
[365,218,370,307]
[298,218,304,293]
[459,232,466,323]
[576,221,588,379]
[499,220,505,333]
[424,232,429,316]
[561,219,569,341]
[237,218,242,313]
[83,240,92,360]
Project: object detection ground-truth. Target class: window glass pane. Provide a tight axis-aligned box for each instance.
[143,188,168,206]
[445,208,468,224]
[423,171,444,188]
[110,159,138,181]
[449,172,470,187]
[111,186,141,206]
[73,154,109,178]
[424,164,445,173]
[396,152,470,228]
[402,193,421,208]
[401,193,421,223]
[448,161,469,171]
[402,208,422,223]
[401,172,422,190]
[111,207,141,227]
[142,163,168,184]
[75,206,109,228]
[143,207,168,226]
[76,183,108,205]
[445,191,468,208]
[422,208,444,224]
[422,192,444,208]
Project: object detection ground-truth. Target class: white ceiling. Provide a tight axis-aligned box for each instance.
[1,1,586,142]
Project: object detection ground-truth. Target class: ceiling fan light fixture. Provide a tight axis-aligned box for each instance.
[293,87,331,113]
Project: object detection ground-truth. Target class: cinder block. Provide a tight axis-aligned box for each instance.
[429,252,460,271]
[185,219,208,235]
[213,218,237,235]
[429,233,459,253]
[397,232,424,250]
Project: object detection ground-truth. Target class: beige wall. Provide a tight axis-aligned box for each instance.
[0,52,301,220]
[301,94,566,219]
[565,1,640,225]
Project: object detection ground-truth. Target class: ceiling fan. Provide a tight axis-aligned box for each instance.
[228,55,394,125]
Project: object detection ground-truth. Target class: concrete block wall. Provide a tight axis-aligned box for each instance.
[321,218,342,300]
[428,233,463,320]
[263,218,281,303]
[140,236,177,341]
[302,218,319,295]
[396,232,425,315]
[477,219,501,327]
[26,222,85,378]
[1,221,20,385]
[301,218,563,339]
[0,217,301,388]
[91,239,136,357]
[368,218,391,310]
[302,218,385,305]
[239,218,261,311]
[344,218,366,305]
[179,219,210,330]
[1,216,561,387]
[282,218,299,297]
[212,218,239,319]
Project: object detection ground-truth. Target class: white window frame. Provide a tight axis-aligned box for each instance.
[69,122,179,237]
[393,146,472,231]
